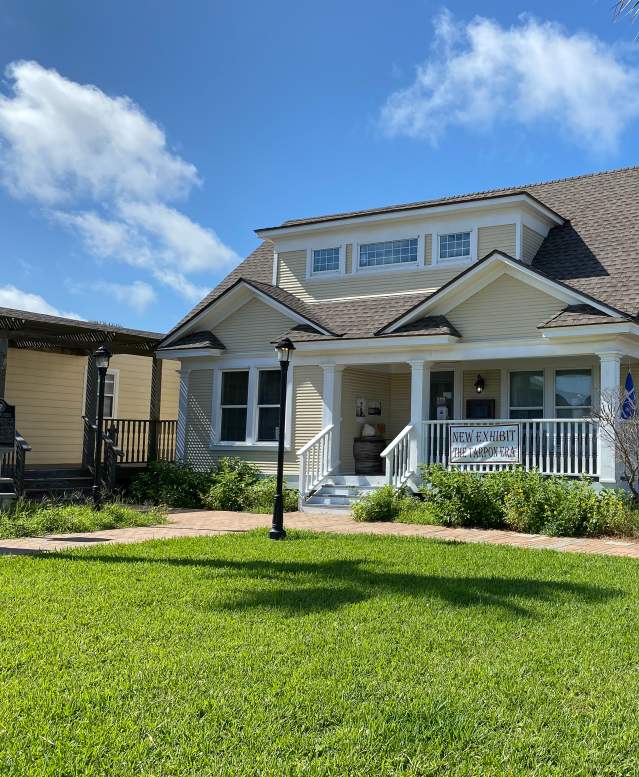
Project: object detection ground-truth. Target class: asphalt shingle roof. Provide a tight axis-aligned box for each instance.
[158,331,226,350]
[538,305,629,329]
[164,166,639,342]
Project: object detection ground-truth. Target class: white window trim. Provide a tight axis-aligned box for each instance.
[211,364,293,450]
[306,244,345,280]
[507,368,545,419]
[433,228,477,267]
[553,367,595,418]
[506,365,599,419]
[353,235,422,274]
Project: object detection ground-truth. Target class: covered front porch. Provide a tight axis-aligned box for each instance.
[298,351,631,505]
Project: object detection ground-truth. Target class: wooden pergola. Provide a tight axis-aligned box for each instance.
[0,306,166,468]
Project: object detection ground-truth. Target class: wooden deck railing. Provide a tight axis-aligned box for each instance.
[101,419,177,464]
[0,431,31,497]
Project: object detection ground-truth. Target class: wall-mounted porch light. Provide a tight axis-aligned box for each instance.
[474,374,485,394]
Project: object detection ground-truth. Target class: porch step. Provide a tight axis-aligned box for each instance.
[302,476,387,512]
[22,467,94,500]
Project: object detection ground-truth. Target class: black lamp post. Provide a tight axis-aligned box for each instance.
[269,337,295,540]
[92,344,111,510]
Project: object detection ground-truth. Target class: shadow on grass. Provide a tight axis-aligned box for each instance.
[42,553,621,617]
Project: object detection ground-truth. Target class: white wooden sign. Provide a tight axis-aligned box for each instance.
[449,423,520,465]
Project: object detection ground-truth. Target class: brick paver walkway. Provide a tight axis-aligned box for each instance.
[1,510,639,558]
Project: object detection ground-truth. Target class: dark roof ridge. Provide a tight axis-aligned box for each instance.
[268,165,639,230]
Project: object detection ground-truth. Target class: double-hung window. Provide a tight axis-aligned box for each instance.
[555,369,592,418]
[220,371,249,442]
[96,370,117,418]
[218,368,284,444]
[510,371,544,419]
[256,370,281,441]
[359,238,417,269]
[312,247,340,274]
[439,231,471,261]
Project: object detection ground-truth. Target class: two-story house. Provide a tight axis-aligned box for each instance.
[157,167,639,510]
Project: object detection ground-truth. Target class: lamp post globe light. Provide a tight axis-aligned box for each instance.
[269,337,295,540]
[92,344,112,511]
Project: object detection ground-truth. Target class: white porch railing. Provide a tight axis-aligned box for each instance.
[381,424,414,488]
[421,419,599,477]
[297,424,335,500]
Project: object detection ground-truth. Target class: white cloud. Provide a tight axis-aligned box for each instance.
[92,280,156,312]
[0,61,239,305]
[380,11,639,151]
[0,284,82,319]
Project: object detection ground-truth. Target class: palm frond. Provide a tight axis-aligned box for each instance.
[615,0,639,19]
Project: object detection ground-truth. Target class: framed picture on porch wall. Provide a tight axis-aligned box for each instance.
[367,400,382,416]
[356,398,367,418]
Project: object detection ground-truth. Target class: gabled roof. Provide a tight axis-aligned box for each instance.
[160,275,340,347]
[165,166,639,348]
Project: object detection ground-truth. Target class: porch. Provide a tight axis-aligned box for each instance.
[0,307,177,498]
[297,352,628,509]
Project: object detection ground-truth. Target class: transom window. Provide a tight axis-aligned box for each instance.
[312,247,340,274]
[220,371,249,442]
[555,370,592,419]
[359,238,417,268]
[439,231,471,261]
[257,370,281,441]
[510,371,544,419]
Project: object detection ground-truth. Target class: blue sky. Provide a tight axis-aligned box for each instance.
[0,0,638,332]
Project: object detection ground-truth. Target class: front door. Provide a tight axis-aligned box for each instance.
[430,371,454,421]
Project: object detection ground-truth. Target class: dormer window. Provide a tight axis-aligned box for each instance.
[312,247,340,274]
[359,238,417,269]
[439,231,471,261]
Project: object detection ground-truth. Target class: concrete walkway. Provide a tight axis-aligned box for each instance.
[1,510,639,558]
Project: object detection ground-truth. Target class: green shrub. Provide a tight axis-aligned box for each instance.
[352,486,414,522]
[245,477,299,514]
[419,465,638,537]
[202,458,261,511]
[130,461,212,508]
[0,500,165,539]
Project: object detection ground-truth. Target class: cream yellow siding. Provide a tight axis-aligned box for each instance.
[522,225,545,263]
[462,369,501,419]
[110,355,180,419]
[184,365,323,475]
[215,298,295,353]
[4,350,180,466]
[339,368,393,473]
[388,372,411,439]
[5,349,85,465]
[477,224,516,259]
[424,234,432,265]
[276,227,515,302]
[446,274,563,341]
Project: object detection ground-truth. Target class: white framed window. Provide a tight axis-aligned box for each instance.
[256,369,281,442]
[213,364,292,448]
[103,371,117,418]
[220,370,249,442]
[312,247,340,274]
[359,238,418,269]
[555,369,592,419]
[509,371,544,419]
[439,231,471,261]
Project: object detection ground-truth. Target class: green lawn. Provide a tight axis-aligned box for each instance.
[1,532,638,776]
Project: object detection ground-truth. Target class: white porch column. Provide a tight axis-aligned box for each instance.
[598,352,622,484]
[321,364,343,469]
[408,360,432,473]
[175,367,189,463]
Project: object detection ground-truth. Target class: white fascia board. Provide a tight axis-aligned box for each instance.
[255,193,563,239]
[541,323,639,340]
[381,253,622,333]
[156,348,224,360]
[292,334,459,353]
